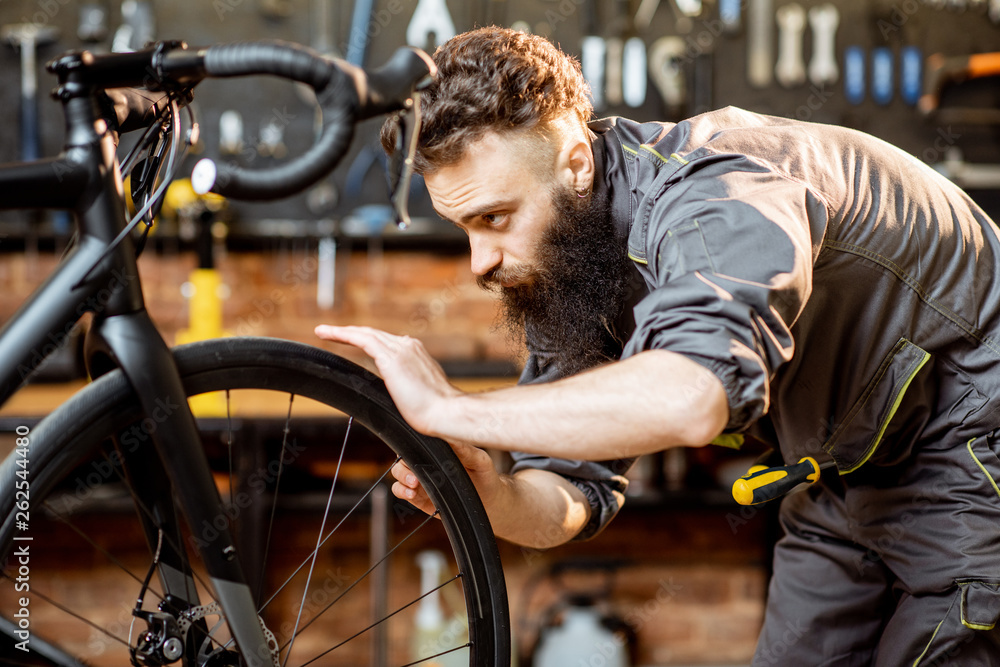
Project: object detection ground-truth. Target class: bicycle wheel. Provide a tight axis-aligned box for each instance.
[0,337,510,667]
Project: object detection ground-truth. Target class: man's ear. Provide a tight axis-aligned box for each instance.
[556,133,595,194]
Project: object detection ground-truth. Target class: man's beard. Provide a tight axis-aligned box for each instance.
[477,184,632,377]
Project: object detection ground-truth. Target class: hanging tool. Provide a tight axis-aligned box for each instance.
[2,23,59,163]
[720,0,742,34]
[581,40,607,109]
[580,0,607,110]
[808,4,839,86]
[406,0,456,52]
[674,0,703,19]
[775,3,806,88]
[844,45,865,105]
[918,51,1000,115]
[316,236,337,311]
[634,0,661,31]
[649,36,686,116]
[605,37,625,107]
[605,0,644,108]
[871,47,894,106]
[623,37,647,107]
[309,0,336,57]
[746,0,773,88]
[218,110,244,156]
[691,50,713,115]
[732,456,827,506]
[111,0,155,52]
[901,46,923,106]
[78,2,110,43]
[257,118,287,159]
[346,0,374,66]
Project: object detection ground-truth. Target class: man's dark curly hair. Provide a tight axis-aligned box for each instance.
[380,27,593,174]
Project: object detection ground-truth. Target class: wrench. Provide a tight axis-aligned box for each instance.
[582,35,608,110]
[605,37,624,107]
[649,36,686,113]
[623,36,648,107]
[406,0,456,51]
[747,0,773,88]
[775,3,806,87]
[808,4,839,86]
[2,23,59,162]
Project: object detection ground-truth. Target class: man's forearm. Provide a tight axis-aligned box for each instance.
[489,469,597,547]
[431,349,729,461]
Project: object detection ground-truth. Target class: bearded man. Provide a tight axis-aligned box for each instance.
[316,27,1000,664]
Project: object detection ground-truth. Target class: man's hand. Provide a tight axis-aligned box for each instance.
[390,441,507,517]
[316,324,728,460]
[392,444,593,548]
[314,324,600,547]
[314,325,461,435]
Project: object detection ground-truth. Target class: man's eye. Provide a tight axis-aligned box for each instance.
[482,214,502,225]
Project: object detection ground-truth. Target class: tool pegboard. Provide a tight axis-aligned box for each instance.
[0,0,998,234]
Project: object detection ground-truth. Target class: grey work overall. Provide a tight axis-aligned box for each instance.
[513,108,1000,665]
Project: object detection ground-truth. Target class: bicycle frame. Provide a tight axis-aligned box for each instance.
[0,54,275,666]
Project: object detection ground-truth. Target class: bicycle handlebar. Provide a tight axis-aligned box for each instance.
[50,40,435,201]
[192,42,434,200]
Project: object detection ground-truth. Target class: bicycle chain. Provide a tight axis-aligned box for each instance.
[177,601,280,666]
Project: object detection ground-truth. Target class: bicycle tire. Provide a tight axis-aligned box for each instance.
[0,337,510,667]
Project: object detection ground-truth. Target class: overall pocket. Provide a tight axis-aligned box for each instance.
[957,579,1000,632]
[823,338,931,473]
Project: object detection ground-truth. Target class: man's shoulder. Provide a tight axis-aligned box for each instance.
[588,115,674,145]
[589,107,777,149]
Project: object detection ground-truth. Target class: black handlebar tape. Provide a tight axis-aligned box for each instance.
[344,47,436,120]
[203,40,334,89]
[201,41,355,201]
[731,457,822,506]
[199,42,433,201]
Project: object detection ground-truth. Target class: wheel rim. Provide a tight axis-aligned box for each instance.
[0,341,507,667]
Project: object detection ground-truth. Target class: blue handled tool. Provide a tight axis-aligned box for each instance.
[844,45,865,105]
[872,47,894,106]
[900,46,922,106]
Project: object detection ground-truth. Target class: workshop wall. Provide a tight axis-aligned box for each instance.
[1,2,999,666]
[1,0,998,231]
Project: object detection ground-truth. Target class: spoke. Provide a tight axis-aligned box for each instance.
[298,574,462,667]
[258,393,295,609]
[279,510,441,650]
[399,644,474,667]
[0,572,130,650]
[226,389,235,524]
[256,456,402,615]
[42,500,165,603]
[282,416,352,667]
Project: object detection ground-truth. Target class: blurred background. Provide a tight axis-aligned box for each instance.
[0,1,998,665]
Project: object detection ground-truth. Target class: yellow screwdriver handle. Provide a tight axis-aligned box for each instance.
[732,457,822,506]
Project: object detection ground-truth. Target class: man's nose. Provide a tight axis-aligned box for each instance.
[469,234,502,276]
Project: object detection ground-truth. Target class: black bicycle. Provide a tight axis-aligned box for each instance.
[0,39,509,666]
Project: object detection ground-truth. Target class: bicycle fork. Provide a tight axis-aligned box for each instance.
[86,309,278,667]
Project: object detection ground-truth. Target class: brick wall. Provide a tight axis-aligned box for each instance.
[1,248,768,665]
[0,246,514,372]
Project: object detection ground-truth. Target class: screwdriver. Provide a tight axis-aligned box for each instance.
[731,456,827,505]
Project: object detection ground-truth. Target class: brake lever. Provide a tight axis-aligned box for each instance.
[130,123,170,225]
[388,90,422,230]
